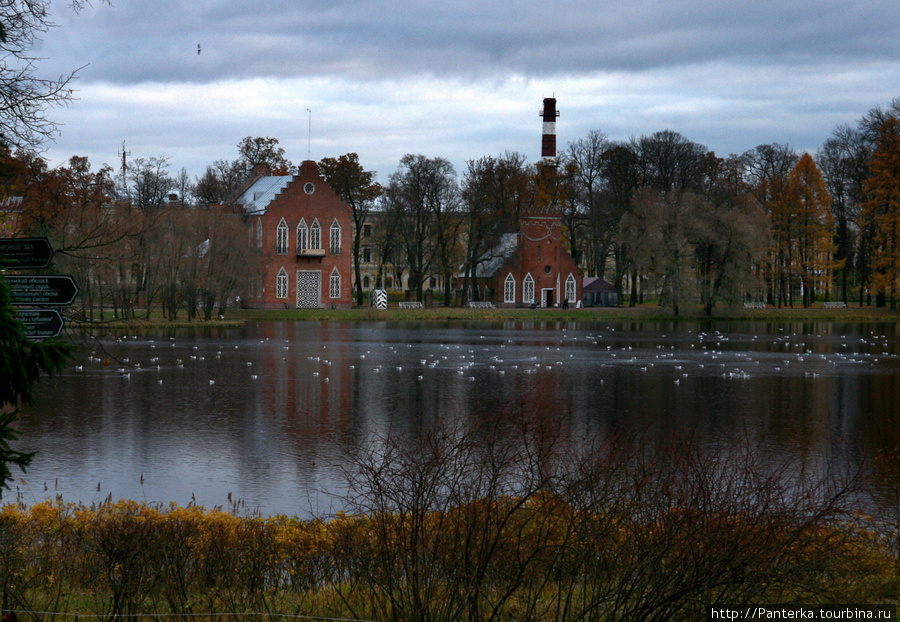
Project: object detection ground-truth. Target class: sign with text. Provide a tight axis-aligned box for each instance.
[6,275,80,306]
[0,237,55,269]
[16,308,64,339]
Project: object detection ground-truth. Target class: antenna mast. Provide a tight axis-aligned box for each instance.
[118,141,131,196]
[306,108,312,161]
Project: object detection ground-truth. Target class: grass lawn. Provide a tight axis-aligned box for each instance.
[67,303,900,328]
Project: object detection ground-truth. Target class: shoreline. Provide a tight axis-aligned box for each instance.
[66,304,900,328]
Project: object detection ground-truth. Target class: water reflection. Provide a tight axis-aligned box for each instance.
[11,320,900,517]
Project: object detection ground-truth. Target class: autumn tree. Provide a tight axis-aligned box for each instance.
[741,143,799,202]
[459,152,531,301]
[818,125,872,303]
[564,130,611,276]
[197,208,255,320]
[632,130,707,192]
[788,154,838,306]
[319,153,382,306]
[618,131,707,308]
[564,134,640,300]
[860,117,900,309]
[235,136,293,177]
[384,154,458,302]
[741,143,800,305]
[599,143,639,302]
[621,189,699,315]
[691,156,770,314]
[2,151,147,320]
[766,154,838,308]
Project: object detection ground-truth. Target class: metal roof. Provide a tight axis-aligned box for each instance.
[234,175,294,215]
[461,233,519,278]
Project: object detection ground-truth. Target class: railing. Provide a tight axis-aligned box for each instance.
[398,301,423,309]
[823,301,847,309]
[743,302,767,309]
[468,301,494,309]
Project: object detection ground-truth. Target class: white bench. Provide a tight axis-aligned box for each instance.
[398,301,424,309]
[743,302,766,309]
[467,302,494,309]
[823,301,847,309]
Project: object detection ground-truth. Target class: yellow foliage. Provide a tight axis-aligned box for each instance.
[0,495,895,619]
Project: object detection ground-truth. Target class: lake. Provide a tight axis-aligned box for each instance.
[11,319,900,518]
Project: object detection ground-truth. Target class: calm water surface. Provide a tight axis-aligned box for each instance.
[12,320,900,517]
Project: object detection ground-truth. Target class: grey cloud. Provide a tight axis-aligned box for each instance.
[43,0,900,85]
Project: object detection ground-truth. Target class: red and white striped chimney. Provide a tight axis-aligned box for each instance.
[540,97,559,165]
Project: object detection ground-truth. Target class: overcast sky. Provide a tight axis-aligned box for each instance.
[35,0,900,185]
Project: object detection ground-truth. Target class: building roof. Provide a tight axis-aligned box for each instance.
[462,233,519,278]
[583,276,617,293]
[233,175,294,215]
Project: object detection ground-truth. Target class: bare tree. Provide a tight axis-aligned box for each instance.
[459,153,531,301]
[0,0,108,149]
[319,153,382,307]
[194,159,245,206]
[128,155,175,209]
[384,154,457,302]
[818,125,871,303]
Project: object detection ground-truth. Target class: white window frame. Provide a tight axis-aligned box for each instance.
[276,219,288,254]
[504,273,516,303]
[330,220,341,254]
[565,273,576,304]
[276,267,288,298]
[310,219,321,250]
[297,219,308,251]
[523,273,535,305]
[329,267,341,299]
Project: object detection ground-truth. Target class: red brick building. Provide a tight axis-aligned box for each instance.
[231,160,353,308]
[463,97,582,308]
[467,197,583,307]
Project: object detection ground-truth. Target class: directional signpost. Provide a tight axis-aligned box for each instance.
[15,308,64,340]
[6,275,80,306]
[1,237,79,340]
[0,237,55,269]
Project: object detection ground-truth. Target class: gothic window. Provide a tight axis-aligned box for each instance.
[565,273,576,304]
[276,267,288,298]
[330,220,341,254]
[330,267,341,299]
[504,273,516,303]
[256,218,263,249]
[297,219,308,251]
[310,219,321,250]
[276,219,288,254]
[523,273,535,304]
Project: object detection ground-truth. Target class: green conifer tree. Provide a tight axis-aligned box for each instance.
[0,273,72,496]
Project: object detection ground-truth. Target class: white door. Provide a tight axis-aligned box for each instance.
[541,288,554,308]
